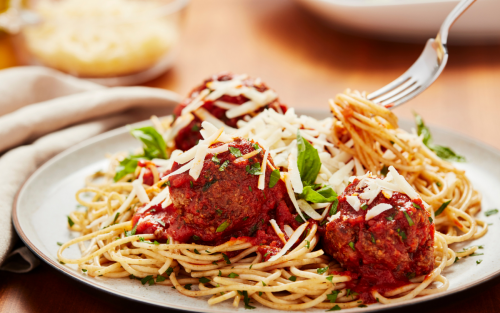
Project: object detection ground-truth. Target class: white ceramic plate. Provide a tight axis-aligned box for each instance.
[294,0,500,43]
[13,110,500,312]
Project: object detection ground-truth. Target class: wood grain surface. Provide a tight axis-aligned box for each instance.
[1,0,500,312]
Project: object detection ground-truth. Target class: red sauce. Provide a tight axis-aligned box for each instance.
[133,138,297,250]
[324,178,435,303]
[173,73,288,151]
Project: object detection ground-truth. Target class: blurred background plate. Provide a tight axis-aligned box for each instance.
[293,0,500,43]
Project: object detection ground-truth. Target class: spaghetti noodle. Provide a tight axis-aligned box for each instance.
[58,89,486,310]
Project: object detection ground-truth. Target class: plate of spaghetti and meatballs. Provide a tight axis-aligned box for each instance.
[13,73,500,312]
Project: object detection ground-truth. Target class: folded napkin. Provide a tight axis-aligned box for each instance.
[0,66,181,273]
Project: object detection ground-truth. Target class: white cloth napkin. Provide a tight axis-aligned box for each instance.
[0,66,182,273]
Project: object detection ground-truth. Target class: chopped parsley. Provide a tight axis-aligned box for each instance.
[477,260,483,265]
[412,202,422,210]
[229,147,242,157]
[288,276,297,282]
[218,270,222,277]
[216,220,230,232]
[57,242,63,246]
[317,266,329,274]
[192,235,200,241]
[361,204,368,210]
[436,181,442,187]
[485,209,499,217]
[370,233,376,244]
[156,275,166,283]
[435,200,452,216]
[219,160,230,171]
[327,290,339,303]
[240,290,255,310]
[113,212,120,224]
[199,277,210,284]
[212,154,220,164]
[191,124,200,132]
[125,223,138,237]
[222,253,231,264]
[246,162,263,175]
[189,181,194,188]
[253,143,260,150]
[320,219,328,226]
[262,281,267,286]
[216,209,223,216]
[403,211,414,226]
[249,186,253,191]
[194,249,200,255]
[429,217,433,223]
[82,269,87,273]
[380,165,389,177]
[243,216,248,221]
[348,242,355,251]
[326,276,333,282]
[397,229,407,240]
[327,305,341,311]
[165,267,174,276]
[67,216,75,227]
[202,179,217,192]
[358,305,367,308]
[305,240,310,249]
[471,253,484,256]
[263,252,270,258]
[184,284,192,290]
[386,214,395,221]
[141,275,154,285]
[406,272,416,279]
[228,272,239,278]
[269,169,281,188]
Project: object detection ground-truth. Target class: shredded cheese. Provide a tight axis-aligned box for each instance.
[268,222,309,262]
[269,219,286,244]
[297,199,322,220]
[346,196,361,211]
[365,203,392,220]
[258,149,269,190]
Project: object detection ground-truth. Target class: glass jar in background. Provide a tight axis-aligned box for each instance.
[12,0,189,86]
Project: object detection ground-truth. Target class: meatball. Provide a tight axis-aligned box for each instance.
[173,73,287,151]
[323,178,435,286]
[134,138,294,246]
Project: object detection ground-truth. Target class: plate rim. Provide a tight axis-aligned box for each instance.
[12,113,500,312]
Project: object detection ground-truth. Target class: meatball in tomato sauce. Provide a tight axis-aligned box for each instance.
[323,177,434,295]
[172,73,287,151]
[133,138,295,247]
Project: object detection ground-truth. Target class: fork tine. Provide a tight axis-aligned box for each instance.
[367,73,412,100]
[381,83,422,106]
[371,78,417,103]
[389,85,424,106]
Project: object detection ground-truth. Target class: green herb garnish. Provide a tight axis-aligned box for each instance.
[216,220,230,232]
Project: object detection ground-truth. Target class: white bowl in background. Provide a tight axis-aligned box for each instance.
[294,0,500,44]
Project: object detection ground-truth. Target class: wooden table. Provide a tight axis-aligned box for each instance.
[2,0,500,312]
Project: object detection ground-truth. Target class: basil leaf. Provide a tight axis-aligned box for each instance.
[269,169,281,188]
[296,130,321,186]
[114,155,144,182]
[414,113,465,162]
[130,126,168,160]
[246,162,263,175]
[229,147,242,157]
[299,185,337,203]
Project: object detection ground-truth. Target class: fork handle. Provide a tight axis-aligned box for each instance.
[438,0,476,46]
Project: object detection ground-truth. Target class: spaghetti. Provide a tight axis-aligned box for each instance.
[58,89,486,310]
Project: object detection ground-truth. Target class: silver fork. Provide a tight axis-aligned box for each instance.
[367,0,476,108]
